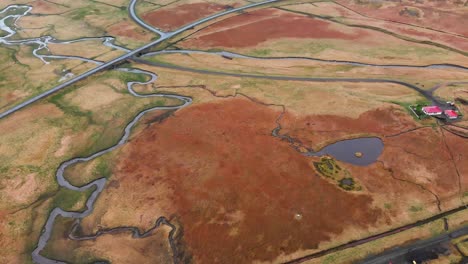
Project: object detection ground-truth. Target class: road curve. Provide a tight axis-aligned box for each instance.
[132,58,441,105]
[0,0,280,120]
[128,0,168,37]
[143,49,468,71]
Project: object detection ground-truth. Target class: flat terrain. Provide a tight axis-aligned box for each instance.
[78,97,383,263]
[0,0,467,263]
[6,0,154,48]
[145,52,468,89]
[61,64,465,263]
[335,0,468,37]
[286,1,468,52]
[178,7,468,66]
[0,69,177,263]
[0,0,156,111]
[141,2,238,31]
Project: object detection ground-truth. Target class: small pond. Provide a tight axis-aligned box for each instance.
[306,137,384,166]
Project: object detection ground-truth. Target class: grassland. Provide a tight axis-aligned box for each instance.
[0,68,179,263]
[305,208,468,264]
[0,0,466,262]
[2,34,464,264]
[41,215,174,264]
[0,45,96,112]
[0,0,163,112]
[144,52,468,90]
[136,63,434,118]
[10,0,155,48]
[283,2,468,54]
[176,5,468,67]
[33,61,463,263]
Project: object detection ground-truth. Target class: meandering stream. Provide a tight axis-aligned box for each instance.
[32,67,191,263]
[0,5,128,64]
[1,2,464,263]
[1,4,191,263]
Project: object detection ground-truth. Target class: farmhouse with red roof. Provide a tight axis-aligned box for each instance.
[422,106,442,116]
[444,110,458,119]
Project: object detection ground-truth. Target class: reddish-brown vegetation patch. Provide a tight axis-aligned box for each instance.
[336,0,468,36]
[442,130,468,195]
[280,107,462,201]
[141,3,232,31]
[111,98,381,262]
[107,21,152,41]
[280,107,416,148]
[265,2,468,53]
[181,8,369,48]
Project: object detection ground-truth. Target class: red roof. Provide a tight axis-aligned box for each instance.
[422,106,442,114]
[444,110,458,118]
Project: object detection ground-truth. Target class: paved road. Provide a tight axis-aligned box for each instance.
[143,49,468,71]
[281,205,467,263]
[361,226,468,264]
[128,0,168,37]
[4,1,465,262]
[0,0,279,120]
[132,58,442,104]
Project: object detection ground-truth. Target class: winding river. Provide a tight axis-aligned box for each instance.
[0,1,466,263]
[0,5,129,64]
[32,67,192,264]
[1,4,192,264]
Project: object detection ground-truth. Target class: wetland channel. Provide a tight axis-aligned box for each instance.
[0,2,466,263]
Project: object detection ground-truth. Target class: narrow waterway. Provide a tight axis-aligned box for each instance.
[32,67,192,264]
[1,2,463,263]
[0,5,192,263]
[0,5,128,64]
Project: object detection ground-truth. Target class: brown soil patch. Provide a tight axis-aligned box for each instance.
[3,173,41,205]
[141,3,231,31]
[181,8,369,48]
[107,21,152,41]
[94,98,381,263]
